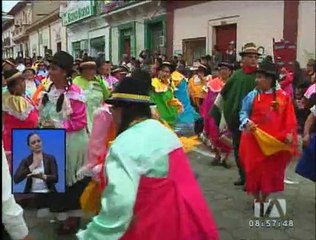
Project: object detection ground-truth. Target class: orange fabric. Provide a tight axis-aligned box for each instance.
[32,84,44,105]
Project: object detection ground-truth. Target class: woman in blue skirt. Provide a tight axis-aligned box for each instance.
[296,104,316,182]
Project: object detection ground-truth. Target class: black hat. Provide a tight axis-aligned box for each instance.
[105,76,154,105]
[51,51,74,74]
[23,67,36,75]
[4,69,23,82]
[256,59,277,77]
[218,62,234,70]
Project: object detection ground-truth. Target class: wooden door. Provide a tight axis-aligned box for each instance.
[124,36,131,58]
[183,38,206,65]
[215,24,237,54]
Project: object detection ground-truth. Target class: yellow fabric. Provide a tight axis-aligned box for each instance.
[2,92,33,114]
[171,71,185,87]
[253,128,292,156]
[152,78,169,93]
[80,179,101,214]
[179,136,201,153]
[168,98,183,113]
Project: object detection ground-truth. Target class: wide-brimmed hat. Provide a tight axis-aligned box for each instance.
[79,57,96,70]
[2,59,16,68]
[4,69,23,82]
[105,76,154,106]
[256,59,277,77]
[51,51,74,74]
[218,62,234,70]
[239,42,261,56]
[23,67,36,75]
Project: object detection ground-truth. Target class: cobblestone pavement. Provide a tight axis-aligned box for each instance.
[23,144,315,240]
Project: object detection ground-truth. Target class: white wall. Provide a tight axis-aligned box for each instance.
[29,31,39,55]
[297,0,316,67]
[173,1,284,60]
[38,26,50,56]
[50,19,68,54]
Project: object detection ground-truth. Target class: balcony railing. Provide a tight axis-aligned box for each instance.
[103,0,139,14]
[12,25,26,41]
[3,37,11,47]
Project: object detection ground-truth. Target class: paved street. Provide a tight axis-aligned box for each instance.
[24,144,315,240]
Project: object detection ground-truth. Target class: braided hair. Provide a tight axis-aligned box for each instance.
[271,74,279,111]
[41,75,72,113]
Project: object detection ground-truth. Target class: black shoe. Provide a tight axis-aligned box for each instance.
[221,160,231,169]
[233,180,245,186]
[211,158,222,166]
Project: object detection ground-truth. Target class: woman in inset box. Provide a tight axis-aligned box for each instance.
[13,132,58,193]
[239,59,297,206]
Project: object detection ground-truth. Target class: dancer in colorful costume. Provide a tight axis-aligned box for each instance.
[188,63,210,110]
[239,59,297,204]
[38,51,91,235]
[77,75,219,240]
[172,62,200,134]
[73,58,110,132]
[150,62,183,127]
[295,104,316,182]
[2,69,39,166]
[200,62,233,167]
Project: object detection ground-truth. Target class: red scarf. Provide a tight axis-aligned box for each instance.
[242,65,257,74]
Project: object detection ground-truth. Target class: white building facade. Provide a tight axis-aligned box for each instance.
[2,21,15,59]
[172,0,315,66]
[61,0,110,59]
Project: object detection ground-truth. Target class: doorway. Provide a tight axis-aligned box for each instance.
[123,36,131,58]
[183,37,206,66]
[214,24,237,58]
[57,42,62,52]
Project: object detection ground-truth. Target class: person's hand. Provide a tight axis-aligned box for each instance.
[22,234,33,240]
[302,134,310,147]
[284,133,293,145]
[30,173,46,180]
[41,120,55,128]
[245,120,257,132]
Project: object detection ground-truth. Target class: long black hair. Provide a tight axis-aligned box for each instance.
[116,102,152,135]
[41,75,72,113]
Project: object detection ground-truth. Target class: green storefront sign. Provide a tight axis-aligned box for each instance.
[62,1,95,26]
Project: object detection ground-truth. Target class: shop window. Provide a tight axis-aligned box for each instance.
[90,36,105,57]
[182,37,206,66]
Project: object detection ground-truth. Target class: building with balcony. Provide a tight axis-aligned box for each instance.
[60,0,110,59]
[2,18,15,59]
[26,1,67,57]
[104,0,167,64]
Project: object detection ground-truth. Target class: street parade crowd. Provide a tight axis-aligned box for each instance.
[2,42,316,240]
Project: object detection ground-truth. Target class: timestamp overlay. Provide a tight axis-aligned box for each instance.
[248,218,294,229]
[249,198,294,229]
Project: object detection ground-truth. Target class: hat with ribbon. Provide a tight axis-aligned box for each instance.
[239,42,261,56]
[4,69,23,82]
[105,76,154,106]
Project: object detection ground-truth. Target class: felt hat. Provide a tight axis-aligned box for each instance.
[218,61,234,70]
[51,51,74,74]
[2,59,16,68]
[4,69,23,82]
[239,42,261,56]
[105,76,154,106]
[119,65,130,73]
[23,67,36,75]
[256,59,277,77]
[79,57,96,69]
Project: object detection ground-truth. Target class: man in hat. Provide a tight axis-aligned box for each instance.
[211,42,260,187]
[2,59,16,72]
[226,41,236,64]
[35,60,48,82]
[23,67,40,98]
